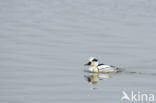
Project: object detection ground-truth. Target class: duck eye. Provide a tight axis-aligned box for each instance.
[92,59,98,62]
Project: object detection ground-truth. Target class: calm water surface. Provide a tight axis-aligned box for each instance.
[0,0,156,103]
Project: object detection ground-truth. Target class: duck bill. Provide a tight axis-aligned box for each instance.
[84,62,91,66]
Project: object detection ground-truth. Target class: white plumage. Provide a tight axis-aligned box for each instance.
[85,57,119,73]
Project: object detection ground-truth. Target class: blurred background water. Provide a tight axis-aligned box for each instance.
[0,0,156,103]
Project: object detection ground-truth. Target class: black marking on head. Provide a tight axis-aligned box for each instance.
[92,58,98,62]
[88,62,91,65]
[84,62,91,66]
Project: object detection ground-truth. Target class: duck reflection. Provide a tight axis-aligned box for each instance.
[84,73,110,84]
[84,71,156,87]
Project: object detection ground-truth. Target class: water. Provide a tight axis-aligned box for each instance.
[0,0,156,103]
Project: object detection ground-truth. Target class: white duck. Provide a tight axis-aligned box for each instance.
[84,57,119,73]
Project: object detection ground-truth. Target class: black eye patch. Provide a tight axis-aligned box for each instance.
[88,62,91,65]
[92,58,98,62]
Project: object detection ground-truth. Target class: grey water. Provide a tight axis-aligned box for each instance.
[0,0,156,103]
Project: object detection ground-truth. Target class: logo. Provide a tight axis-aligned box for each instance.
[121,91,155,102]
